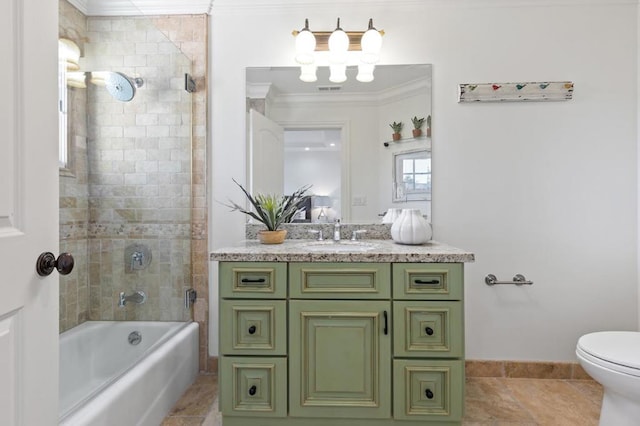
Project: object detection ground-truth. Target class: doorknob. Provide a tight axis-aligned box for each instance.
[36,252,74,276]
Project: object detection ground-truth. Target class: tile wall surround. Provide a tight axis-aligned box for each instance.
[59,1,211,371]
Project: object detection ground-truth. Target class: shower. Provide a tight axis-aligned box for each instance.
[89,71,144,102]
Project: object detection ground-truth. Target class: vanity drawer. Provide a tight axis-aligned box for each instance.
[393,359,464,422]
[289,262,391,299]
[220,262,287,299]
[220,300,287,355]
[393,301,463,358]
[220,356,287,417]
[393,263,463,300]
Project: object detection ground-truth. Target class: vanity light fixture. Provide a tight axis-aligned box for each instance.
[292,18,384,83]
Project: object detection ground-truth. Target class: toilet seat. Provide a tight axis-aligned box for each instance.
[577,331,640,377]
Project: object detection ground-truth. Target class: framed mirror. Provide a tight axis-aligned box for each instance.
[246,64,432,223]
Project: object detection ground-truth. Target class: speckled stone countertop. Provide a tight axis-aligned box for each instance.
[210,239,474,263]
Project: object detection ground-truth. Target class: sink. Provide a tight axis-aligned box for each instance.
[298,241,380,252]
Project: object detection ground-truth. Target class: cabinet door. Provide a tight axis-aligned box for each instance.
[393,359,464,422]
[220,300,287,355]
[393,301,463,358]
[289,300,391,418]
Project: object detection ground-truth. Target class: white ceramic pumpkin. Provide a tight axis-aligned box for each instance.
[390,209,432,245]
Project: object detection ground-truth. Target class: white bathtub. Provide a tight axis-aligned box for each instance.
[59,321,199,426]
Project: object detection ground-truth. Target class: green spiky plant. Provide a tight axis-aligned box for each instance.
[389,121,403,133]
[411,116,426,129]
[225,179,311,231]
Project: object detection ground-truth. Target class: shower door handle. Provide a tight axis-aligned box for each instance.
[36,252,75,276]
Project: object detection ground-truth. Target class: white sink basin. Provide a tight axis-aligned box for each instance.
[299,241,380,252]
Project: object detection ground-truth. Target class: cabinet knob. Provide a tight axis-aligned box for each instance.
[425,327,434,336]
[248,325,257,335]
[248,385,257,396]
[425,389,434,399]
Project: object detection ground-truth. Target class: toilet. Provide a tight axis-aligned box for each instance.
[576,331,640,426]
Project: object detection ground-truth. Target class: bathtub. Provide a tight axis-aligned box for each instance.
[59,321,199,426]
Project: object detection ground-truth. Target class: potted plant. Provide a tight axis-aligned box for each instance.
[389,121,403,141]
[411,116,426,138]
[426,114,432,137]
[225,179,311,244]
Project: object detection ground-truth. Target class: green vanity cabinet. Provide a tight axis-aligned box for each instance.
[289,300,392,419]
[218,260,465,425]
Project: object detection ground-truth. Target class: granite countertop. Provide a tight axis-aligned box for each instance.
[210,239,475,263]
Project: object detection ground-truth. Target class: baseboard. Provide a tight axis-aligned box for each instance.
[466,360,593,380]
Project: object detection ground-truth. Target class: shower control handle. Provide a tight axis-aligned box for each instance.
[36,252,75,276]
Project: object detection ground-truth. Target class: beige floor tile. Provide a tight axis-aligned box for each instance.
[463,378,536,423]
[501,378,600,426]
[565,379,604,407]
[166,374,218,418]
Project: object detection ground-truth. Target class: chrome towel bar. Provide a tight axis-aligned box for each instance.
[485,274,533,286]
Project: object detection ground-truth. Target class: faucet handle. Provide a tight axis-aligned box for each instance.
[308,229,324,241]
[351,230,367,241]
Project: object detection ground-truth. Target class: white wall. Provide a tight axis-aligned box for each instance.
[210,0,638,361]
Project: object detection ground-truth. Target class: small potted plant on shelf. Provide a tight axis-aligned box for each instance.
[411,116,426,138]
[225,179,311,244]
[389,121,403,141]
[426,115,432,137]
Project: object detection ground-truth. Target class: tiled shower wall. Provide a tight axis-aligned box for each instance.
[59,1,210,371]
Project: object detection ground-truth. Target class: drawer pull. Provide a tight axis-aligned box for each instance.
[248,325,257,335]
[383,311,388,335]
[414,279,440,285]
[240,278,266,283]
[425,327,434,336]
[425,389,434,399]
[248,385,257,396]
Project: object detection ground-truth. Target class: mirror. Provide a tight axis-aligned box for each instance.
[246,64,432,223]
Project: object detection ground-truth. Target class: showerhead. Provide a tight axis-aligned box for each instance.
[104,72,143,102]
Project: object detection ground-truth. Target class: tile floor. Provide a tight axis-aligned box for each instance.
[162,374,603,426]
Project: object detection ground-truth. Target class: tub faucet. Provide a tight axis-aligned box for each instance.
[119,290,147,307]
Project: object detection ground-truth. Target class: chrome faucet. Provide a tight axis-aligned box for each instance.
[333,219,341,242]
[308,229,324,241]
[119,290,147,307]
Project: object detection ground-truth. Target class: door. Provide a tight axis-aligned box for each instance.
[0,0,60,424]
[248,109,284,195]
[289,300,391,419]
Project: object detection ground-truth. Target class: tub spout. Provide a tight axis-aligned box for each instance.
[119,290,147,307]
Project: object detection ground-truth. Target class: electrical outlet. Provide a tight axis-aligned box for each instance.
[352,196,367,206]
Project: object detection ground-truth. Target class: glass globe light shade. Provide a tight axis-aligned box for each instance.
[356,62,375,82]
[299,64,317,82]
[329,64,347,83]
[360,28,382,64]
[295,29,316,65]
[328,25,349,64]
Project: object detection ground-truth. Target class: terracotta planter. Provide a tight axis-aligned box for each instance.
[412,128,422,138]
[392,132,401,141]
[258,229,287,244]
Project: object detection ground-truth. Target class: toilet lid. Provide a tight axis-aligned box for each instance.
[578,331,640,370]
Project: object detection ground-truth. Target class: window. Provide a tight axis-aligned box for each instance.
[393,149,431,201]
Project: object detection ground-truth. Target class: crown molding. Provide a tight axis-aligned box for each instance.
[68,0,214,16]
[211,0,637,13]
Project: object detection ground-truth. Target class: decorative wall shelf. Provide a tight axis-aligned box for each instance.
[383,135,429,147]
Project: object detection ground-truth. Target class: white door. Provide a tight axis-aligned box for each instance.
[248,109,284,195]
[0,0,60,424]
